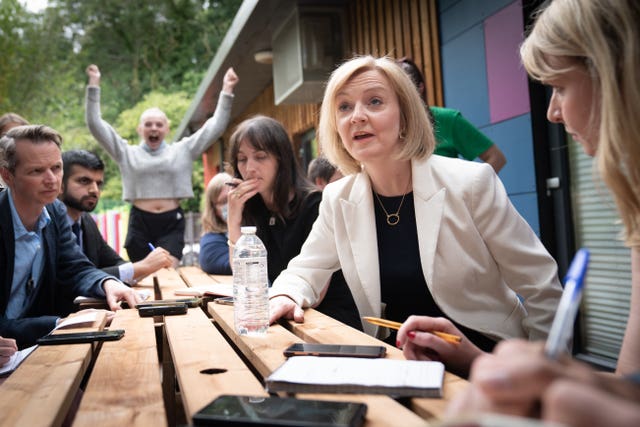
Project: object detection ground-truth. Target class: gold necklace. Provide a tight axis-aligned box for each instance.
[373,181,411,226]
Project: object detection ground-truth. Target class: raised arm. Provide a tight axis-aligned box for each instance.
[86,64,101,87]
[84,64,127,162]
[222,67,239,95]
[181,67,239,158]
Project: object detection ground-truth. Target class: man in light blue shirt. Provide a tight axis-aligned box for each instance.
[0,125,141,348]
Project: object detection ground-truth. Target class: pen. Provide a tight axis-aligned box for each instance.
[225,181,239,188]
[544,248,590,359]
[148,242,156,251]
[362,316,462,344]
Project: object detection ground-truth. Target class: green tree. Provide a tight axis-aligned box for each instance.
[2,0,241,212]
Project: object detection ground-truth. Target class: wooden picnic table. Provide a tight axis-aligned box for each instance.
[0,267,468,426]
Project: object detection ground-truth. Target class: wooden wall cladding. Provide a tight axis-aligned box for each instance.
[207,0,442,177]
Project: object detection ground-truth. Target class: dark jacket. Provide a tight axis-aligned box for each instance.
[0,190,110,348]
[80,212,125,278]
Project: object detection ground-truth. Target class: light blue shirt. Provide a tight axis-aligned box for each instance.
[5,188,50,319]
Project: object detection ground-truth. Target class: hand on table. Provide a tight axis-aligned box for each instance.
[269,295,305,325]
[103,279,142,311]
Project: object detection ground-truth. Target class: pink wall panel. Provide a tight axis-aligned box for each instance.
[484,0,529,123]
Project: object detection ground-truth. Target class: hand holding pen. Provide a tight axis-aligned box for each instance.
[544,248,589,358]
[395,314,485,377]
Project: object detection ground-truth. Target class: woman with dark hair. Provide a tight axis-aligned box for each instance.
[226,115,360,329]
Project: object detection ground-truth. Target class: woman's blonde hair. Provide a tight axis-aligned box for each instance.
[521,0,640,246]
[201,172,232,234]
[318,55,435,175]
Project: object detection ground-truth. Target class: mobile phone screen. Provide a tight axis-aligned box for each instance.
[37,329,125,345]
[193,395,367,427]
[283,343,386,358]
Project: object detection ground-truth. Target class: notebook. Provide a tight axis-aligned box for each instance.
[265,356,445,397]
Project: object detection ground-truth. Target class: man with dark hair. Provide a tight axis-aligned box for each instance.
[0,126,140,348]
[60,150,172,285]
[307,156,343,190]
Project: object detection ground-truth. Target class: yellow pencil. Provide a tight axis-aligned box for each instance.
[362,316,462,345]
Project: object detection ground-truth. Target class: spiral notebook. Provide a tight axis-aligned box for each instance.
[265,356,445,397]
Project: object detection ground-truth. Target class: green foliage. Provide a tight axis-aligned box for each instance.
[1,0,241,212]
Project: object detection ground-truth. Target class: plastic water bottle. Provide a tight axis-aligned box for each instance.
[233,226,269,336]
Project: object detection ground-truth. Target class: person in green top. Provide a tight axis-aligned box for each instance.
[397,58,506,173]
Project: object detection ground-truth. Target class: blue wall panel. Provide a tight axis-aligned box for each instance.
[439,0,515,43]
[508,193,540,236]
[438,0,540,231]
[441,24,490,127]
[481,114,536,194]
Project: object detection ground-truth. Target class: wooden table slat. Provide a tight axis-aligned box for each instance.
[164,307,267,421]
[72,309,166,427]
[0,312,107,427]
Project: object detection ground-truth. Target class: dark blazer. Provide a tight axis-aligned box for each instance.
[0,190,110,348]
[80,212,125,278]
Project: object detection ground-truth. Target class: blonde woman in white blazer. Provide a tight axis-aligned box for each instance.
[268,56,562,377]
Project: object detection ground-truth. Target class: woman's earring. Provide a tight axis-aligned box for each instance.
[399,129,407,140]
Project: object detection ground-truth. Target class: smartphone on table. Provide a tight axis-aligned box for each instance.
[37,329,125,345]
[214,296,234,305]
[192,394,367,427]
[283,343,386,358]
[138,303,188,317]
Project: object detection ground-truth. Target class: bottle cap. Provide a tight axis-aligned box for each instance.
[240,226,257,234]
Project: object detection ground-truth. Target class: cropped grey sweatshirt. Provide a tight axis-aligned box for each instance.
[85,86,233,202]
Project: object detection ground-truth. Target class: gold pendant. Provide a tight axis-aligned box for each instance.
[386,214,400,226]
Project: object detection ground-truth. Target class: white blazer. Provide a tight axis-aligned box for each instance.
[270,155,562,339]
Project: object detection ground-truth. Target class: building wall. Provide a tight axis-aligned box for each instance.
[438,0,540,233]
[208,0,444,177]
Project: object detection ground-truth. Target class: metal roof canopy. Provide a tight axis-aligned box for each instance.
[174,0,348,140]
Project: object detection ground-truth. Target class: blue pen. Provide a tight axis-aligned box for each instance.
[544,248,590,359]
[148,243,156,251]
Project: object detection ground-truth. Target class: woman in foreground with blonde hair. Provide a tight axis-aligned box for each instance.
[448,1,640,425]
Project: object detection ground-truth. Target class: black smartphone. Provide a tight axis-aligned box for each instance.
[138,303,188,317]
[135,298,200,308]
[37,329,125,345]
[283,343,386,358]
[214,296,234,305]
[192,395,367,427]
